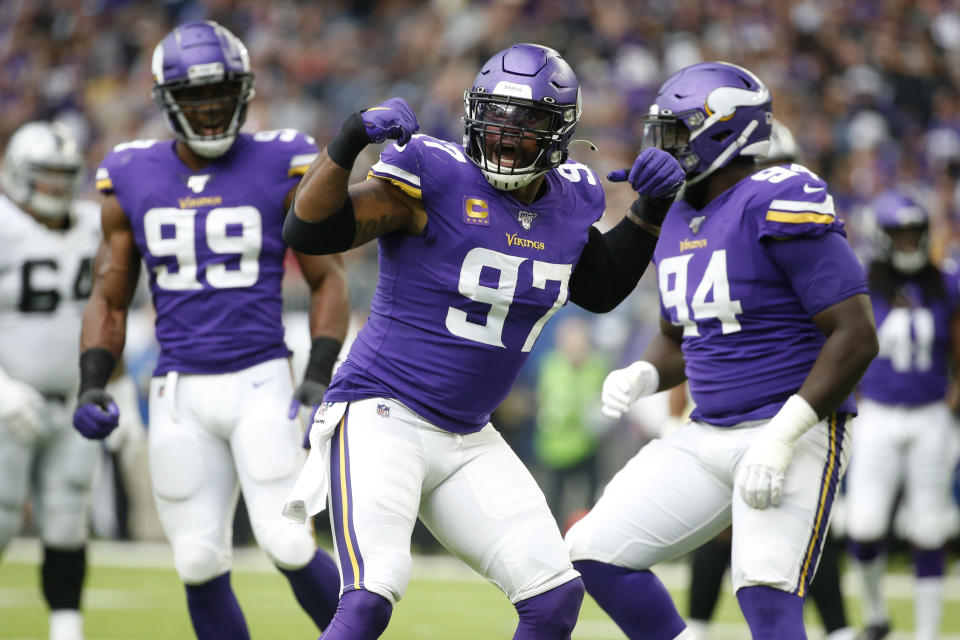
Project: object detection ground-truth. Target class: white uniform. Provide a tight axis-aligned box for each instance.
[0,194,102,549]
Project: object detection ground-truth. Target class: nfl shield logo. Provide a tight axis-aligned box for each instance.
[376,403,390,417]
[517,210,537,230]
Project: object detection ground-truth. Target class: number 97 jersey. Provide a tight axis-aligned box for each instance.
[95,130,317,376]
[323,134,605,435]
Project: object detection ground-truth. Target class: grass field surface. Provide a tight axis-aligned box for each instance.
[3,538,960,639]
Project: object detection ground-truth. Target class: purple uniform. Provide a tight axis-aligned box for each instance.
[858,269,960,405]
[323,134,604,434]
[654,163,868,426]
[95,130,317,375]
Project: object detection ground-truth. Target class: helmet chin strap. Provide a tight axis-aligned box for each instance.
[187,137,236,158]
[685,119,760,186]
[891,249,927,273]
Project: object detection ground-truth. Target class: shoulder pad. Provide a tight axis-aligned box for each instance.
[745,163,844,239]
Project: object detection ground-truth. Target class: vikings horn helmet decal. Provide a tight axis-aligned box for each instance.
[643,61,773,185]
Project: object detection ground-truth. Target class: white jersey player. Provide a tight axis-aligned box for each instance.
[0,121,108,640]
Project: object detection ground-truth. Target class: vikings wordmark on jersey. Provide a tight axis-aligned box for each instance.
[95,130,316,376]
[322,134,605,434]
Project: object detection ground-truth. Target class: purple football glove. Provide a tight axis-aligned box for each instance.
[360,97,420,146]
[73,388,120,440]
[607,148,685,200]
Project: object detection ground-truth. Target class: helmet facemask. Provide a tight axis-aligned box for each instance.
[464,92,576,190]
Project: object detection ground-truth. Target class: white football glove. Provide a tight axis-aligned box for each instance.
[736,394,819,510]
[601,361,660,419]
[0,369,44,445]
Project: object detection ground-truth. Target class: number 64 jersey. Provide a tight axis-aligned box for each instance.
[323,134,605,434]
[95,131,317,375]
[0,196,100,396]
[655,163,868,426]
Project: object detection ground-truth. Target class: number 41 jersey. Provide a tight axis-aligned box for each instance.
[655,163,867,426]
[324,134,605,434]
[96,131,317,375]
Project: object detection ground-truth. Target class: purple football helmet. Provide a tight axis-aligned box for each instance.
[870,190,930,273]
[151,21,254,158]
[464,44,581,190]
[643,61,772,184]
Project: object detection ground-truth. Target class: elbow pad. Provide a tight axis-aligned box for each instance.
[282,198,357,255]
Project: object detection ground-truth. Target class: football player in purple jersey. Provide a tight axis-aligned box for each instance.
[564,62,879,640]
[71,21,348,639]
[684,120,856,640]
[844,191,960,640]
[281,43,684,640]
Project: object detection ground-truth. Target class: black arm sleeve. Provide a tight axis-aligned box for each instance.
[282,197,357,255]
[568,217,658,313]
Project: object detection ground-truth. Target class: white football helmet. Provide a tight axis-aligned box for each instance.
[1,121,84,220]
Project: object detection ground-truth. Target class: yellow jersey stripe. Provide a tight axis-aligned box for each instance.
[368,171,423,199]
[287,165,310,177]
[95,178,113,191]
[766,211,835,225]
[797,413,838,597]
[338,418,361,588]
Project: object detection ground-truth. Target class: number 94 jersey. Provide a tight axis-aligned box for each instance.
[0,195,100,395]
[324,134,605,434]
[654,163,867,426]
[96,131,317,376]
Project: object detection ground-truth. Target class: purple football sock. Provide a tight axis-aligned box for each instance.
[736,585,805,640]
[914,546,945,578]
[278,549,341,630]
[574,560,686,640]
[848,539,885,562]
[319,589,392,640]
[513,578,584,640]
[184,572,250,640]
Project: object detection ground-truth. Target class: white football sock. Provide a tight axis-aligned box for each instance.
[49,609,83,640]
[854,555,888,626]
[914,577,943,640]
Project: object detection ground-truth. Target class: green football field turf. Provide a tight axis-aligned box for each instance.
[2,538,960,639]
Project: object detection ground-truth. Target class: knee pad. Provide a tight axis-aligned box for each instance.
[258,521,315,570]
[173,540,232,585]
[515,578,585,638]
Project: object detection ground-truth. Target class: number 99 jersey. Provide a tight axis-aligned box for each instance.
[654,163,868,426]
[323,134,605,434]
[95,130,317,376]
[0,196,99,396]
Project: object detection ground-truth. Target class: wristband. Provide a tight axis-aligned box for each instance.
[628,195,675,228]
[79,347,117,395]
[767,394,820,443]
[304,336,342,385]
[325,112,369,170]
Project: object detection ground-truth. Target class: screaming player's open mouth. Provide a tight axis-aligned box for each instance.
[491,141,520,168]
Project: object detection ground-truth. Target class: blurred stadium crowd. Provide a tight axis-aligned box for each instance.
[4,0,960,536]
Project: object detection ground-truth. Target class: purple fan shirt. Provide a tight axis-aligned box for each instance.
[654,163,868,426]
[323,134,605,434]
[96,131,317,375]
[858,268,959,405]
